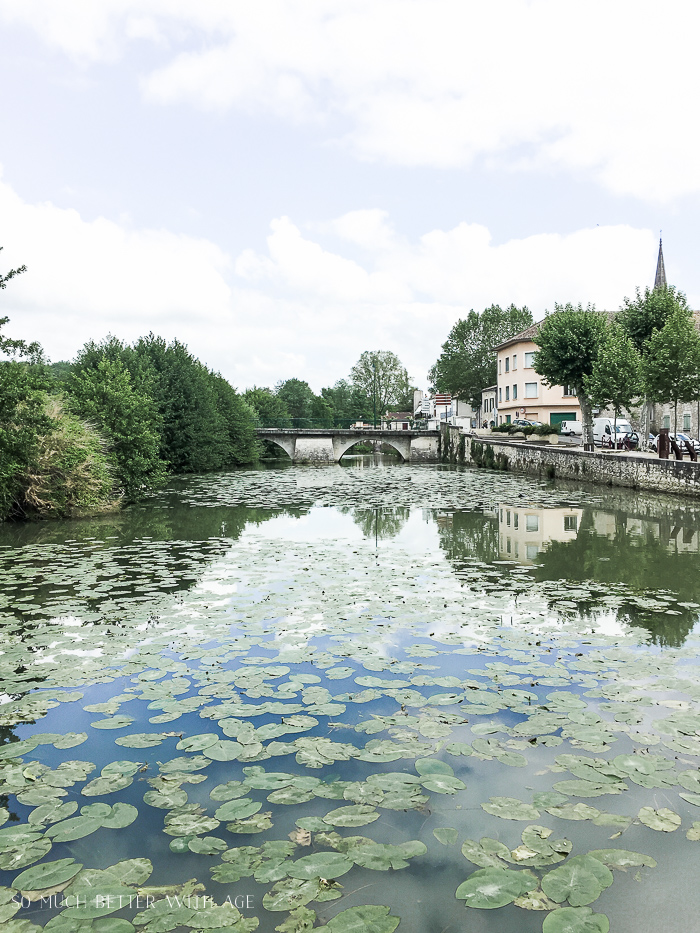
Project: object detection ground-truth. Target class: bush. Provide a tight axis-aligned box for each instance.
[8,398,115,520]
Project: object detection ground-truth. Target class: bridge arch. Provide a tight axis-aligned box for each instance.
[334,436,411,462]
[260,436,295,460]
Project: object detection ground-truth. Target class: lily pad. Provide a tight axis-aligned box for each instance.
[326,904,400,932]
[542,906,610,933]
[541,855,614,907]
[481,797,540,820]
[637,807,681,832]
[433,827,458,846]
[323,806,380,828]
[456,867,537,908]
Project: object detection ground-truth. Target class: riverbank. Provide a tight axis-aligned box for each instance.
[442,424,700,499]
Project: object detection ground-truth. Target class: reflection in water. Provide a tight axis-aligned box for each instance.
[498,504,583,564]
[432,498,700,646]
[341,506,411,540]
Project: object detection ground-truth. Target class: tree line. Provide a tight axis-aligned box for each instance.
[429,287,700,446]
[0,251,418,521]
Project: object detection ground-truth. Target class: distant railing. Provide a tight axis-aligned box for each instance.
[255,419,433,430]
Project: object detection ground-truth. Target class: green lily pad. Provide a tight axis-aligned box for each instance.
[214,798,262,822]
[542,906,610,933]
[637,807,681,831]
[433,827,458,846]
[587,849,656,869]
[481,797,540,820]
[325,904,400,932]
[456,867,537,908]
[323,806,380,827]
[287,851,354,880]
[541,855,614,907]
[13,858,83,895]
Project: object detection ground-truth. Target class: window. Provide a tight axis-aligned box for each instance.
[505,415,511,424]
[505,357,510,373]
[524,352,535,368]
[564,515,578,532]
[513,513,519,530]
[684,413,691,431]
[498,360,502,374]
[505,387,510,401]
[563,385,577,397]
[499,388,502,402]
[512,355,517,370]
[526,545,539,560]
[526,515,539,532]
[506,510,511,526]
[512,385,518,400]
[525,382,538,398]
[663,415,670,429]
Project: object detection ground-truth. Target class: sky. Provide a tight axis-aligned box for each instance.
[1,0,699,393]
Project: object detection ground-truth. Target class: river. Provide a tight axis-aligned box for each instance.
[0,458,699,933]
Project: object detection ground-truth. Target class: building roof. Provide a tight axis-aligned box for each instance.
[654,238,667,289]
[482,384,497,393]
[493,321,541,352]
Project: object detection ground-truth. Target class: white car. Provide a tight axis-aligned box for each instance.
[559,420,582,436]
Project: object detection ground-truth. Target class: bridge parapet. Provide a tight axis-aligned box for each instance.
[256,428,440,463]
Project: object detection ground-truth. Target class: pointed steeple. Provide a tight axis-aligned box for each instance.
[654,237,667,289]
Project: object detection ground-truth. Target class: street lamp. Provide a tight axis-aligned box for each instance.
[372,359,377,428]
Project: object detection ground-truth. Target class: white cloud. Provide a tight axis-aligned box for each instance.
[2,0,699,200]
[0,172,662,393]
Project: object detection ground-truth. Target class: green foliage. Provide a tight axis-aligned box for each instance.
[134,335,257,472]
[641,305,700,433]
[429,305,533,409]
[0,246,26,292]
[533,304,607,447]
[350,350,413,416]
[584,321,641,420]
[244,387,291,427]
[67,357,167,500]
[275,379,316,422]
[20,398,114,519]
[617,286,690,355]
[321,380,373,426]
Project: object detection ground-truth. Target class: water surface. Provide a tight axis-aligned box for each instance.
[0,459,699,933]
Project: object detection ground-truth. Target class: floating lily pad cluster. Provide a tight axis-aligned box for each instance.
[0,466,698,933]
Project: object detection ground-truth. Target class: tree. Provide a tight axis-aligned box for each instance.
[210,374,258,466]
[350,350,412,424]
[641,305,700,434]
[275,378,316,424]
[429,305,533,410]
[584,321,641,443]
[67,357,167,500]
[321,379,373,426]
[617,285,690,355]
[0,246,26,292]
[244,387,291,427]
[533,304,607,449]
[617,285,691,438]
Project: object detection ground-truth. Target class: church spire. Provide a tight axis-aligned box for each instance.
[654,237,667,289]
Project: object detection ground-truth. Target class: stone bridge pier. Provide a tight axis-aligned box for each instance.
[256,429,440,463]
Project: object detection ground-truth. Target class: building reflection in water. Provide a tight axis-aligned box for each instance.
[498,504,583,563]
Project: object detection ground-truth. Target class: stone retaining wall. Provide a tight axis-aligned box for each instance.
[441,424,700,499]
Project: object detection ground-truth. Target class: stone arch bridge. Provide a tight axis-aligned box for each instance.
[256,428,440,463]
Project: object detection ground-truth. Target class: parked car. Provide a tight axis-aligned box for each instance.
[560,420,583,436]
[648,433,700,454]
[511,419,535,427]
[593,418,634,447]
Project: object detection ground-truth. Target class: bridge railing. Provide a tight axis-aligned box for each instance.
[255,419,433,430]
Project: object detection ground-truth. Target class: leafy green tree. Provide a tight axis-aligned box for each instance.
[0,323,51,517]
[310,394,334,427]
[67,357,167,500]
[533,304,607,449]
[275,378,316,424]
[244,387,291,427]
[211,374,258,466]
[429,305,533,410]
[350,350,412,424]
[321,379,373,426]
[641,305,700,434]
[584,321,641,442]
[617,285,690,355]
[617,286,691,438]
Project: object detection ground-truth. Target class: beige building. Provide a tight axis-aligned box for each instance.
[494,323,582,426]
